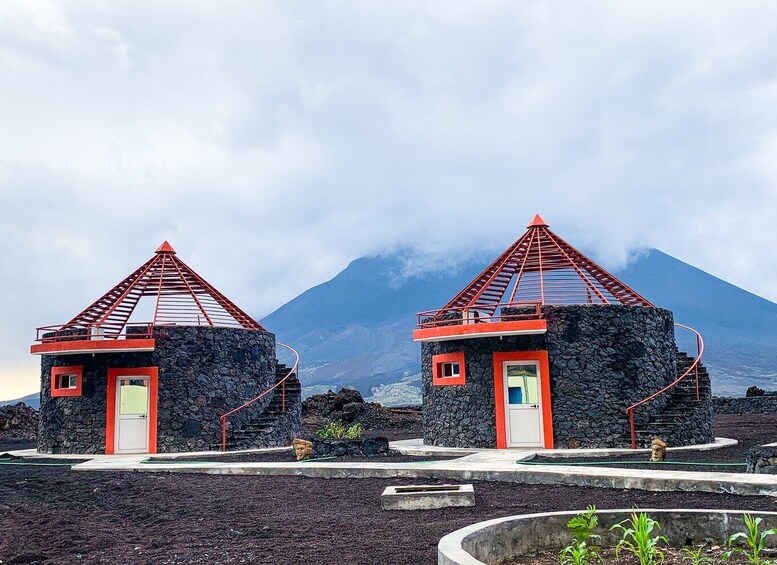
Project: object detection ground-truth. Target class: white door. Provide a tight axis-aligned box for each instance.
[503,362,544,447]
[115,377,150,453]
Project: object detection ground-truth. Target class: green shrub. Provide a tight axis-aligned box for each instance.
[316,420,363,440]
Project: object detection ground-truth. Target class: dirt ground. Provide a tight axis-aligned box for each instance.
[1,415,777,565]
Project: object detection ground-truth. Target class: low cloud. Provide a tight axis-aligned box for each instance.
[2,1,777,398]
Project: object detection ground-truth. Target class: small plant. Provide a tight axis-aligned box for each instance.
[611,512,667,565]
[724,514,776,565]
[560,541,591,565]
[315,420,363,440]
[343,422,363,439]
[681,544,715,564]
[560,506,601,565]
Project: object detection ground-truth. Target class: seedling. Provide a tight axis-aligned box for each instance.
[560,506,601,564]
[681,544,715,564]
[560,541,591,565]
[725,514,776,565]
[610,512,667,565]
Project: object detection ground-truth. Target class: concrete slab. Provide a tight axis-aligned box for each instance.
[381,484,475,510]
[67,450,777,497]
[10,436,769,498]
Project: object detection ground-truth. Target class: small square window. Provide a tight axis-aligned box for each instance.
[432,353,466,386]
[441,362,460,378]
[51,366,83,397]
[55,374,78,390]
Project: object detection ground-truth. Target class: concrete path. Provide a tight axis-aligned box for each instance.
[7,437,776,497]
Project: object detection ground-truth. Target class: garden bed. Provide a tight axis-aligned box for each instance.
[440,508,777,565]
[147,448,459,464]
[526,413,777,474]
[526,453,746,473]
[504,545,767,563]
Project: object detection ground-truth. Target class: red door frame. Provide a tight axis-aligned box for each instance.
[493,351,554,449]
[105,367,158,455]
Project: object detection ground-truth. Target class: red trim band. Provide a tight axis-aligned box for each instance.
[31,339,155,355]
[413,320,547,342]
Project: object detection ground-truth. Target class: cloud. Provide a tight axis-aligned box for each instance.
[2,1,777,398]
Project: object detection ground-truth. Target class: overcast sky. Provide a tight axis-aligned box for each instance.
[2,1,777,400]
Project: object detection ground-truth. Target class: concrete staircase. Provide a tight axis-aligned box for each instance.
[633,350,714,448]
[213,362,302,451]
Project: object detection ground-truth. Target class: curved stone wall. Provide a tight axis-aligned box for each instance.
[422,304,692,449]
[438,509,777,565]
[38,326,277,454]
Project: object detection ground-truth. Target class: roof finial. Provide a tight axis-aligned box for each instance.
[527,214,548,228]
[155,241,176,254]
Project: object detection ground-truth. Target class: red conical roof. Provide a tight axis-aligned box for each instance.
[443,215,653,313]
[61,243,264,335]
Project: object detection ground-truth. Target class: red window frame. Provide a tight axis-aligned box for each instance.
[432,352,466,386]
[50,366,83,397]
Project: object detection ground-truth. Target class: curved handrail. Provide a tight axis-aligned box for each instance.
[626,323,704,449]
[220,342,300,452]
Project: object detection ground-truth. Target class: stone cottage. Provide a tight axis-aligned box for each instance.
[413,215,713,449]
[32,242,300,454]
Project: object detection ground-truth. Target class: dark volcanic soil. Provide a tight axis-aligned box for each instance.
[1,415,776,565]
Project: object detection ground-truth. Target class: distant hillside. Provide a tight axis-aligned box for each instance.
[261,248,777,404]
[0,392,39,409]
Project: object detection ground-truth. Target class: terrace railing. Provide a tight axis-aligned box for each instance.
[220,342,300,452]
[416,302,543,329]
[626,323,704,449]
[35,323,154,342]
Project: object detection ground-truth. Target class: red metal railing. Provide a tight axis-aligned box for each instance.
[416,301,543,329]
[220,342,300,452]
[626,323,704,449]
[35,323,154,343]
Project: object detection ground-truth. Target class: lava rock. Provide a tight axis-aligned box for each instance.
[331,388,364,411]
[0,403,39,440]
[311,436,390,458]
[746,446,777,473]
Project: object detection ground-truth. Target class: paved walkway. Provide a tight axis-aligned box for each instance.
[7,437,776,497]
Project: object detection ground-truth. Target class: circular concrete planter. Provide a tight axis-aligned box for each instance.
[438,509,777,565]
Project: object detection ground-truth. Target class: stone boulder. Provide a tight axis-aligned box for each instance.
[746,386,765,397]
[301,388,420,435]
[312,436,389,458]
[746,446,777,474]
[0,403,38,441]
[331,388,364,411]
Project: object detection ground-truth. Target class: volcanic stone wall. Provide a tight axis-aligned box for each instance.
[422,304,683,449]
[38,326,276,454]
[713,396,777,415]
